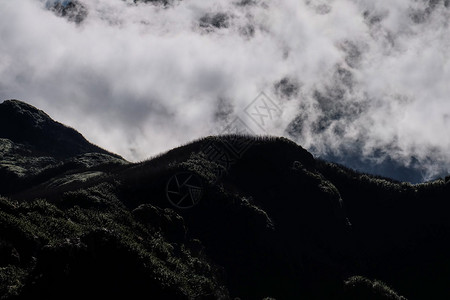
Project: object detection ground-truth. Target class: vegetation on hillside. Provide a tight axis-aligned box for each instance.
[2,100,449,299]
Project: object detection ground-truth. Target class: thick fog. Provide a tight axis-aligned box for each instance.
[1,0,450,181]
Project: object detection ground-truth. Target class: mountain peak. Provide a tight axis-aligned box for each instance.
[1,99,52,128]
[0,99,121,159]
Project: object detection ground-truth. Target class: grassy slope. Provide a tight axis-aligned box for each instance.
[2,135,448,299]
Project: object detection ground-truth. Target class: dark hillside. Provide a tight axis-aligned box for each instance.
[0,100,120,159]
[0,100,125,194]
[2,100,449,299]
[316,160,450,299]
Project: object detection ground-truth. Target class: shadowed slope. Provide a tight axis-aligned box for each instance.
[3,100,448,299]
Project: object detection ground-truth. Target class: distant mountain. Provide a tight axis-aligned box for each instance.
[1,100,450,299]
[319,150,426,184]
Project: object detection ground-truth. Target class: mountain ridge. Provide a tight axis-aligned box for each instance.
[1,100,449,299]
[0,99,126,194]
[0,99,122,160]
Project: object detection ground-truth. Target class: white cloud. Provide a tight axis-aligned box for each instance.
[1,0,450,180]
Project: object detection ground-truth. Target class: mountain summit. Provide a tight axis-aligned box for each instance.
[0,100,125,194]
[0,100,119,159]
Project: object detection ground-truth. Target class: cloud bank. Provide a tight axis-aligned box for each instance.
[1,0,450,181]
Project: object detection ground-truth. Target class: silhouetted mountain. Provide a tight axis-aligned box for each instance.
[0,100,125,194]
[0,100,119,159]
[320,150,425,184]
[1,100,450,299]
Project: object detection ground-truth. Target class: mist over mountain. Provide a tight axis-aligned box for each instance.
[1,0,450,182]
[2,1,450,297]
